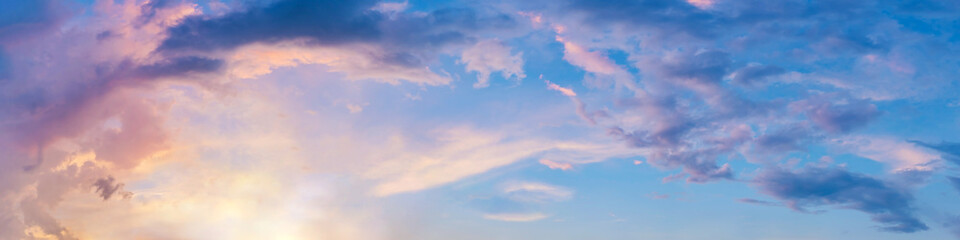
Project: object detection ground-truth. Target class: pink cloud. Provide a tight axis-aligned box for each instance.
[539,159,573,171]
[545,79,577,97]
[553,28,620,75]
[460,39,526,88]
[687,0,714,9]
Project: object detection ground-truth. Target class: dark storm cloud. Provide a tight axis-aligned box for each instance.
[755,166,928,232]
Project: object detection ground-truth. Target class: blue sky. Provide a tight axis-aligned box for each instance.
[1,0,960,239]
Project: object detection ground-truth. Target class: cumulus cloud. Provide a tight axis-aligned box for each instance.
[0,1,227,238]
[20,198,79,240]
[460,39,525,88]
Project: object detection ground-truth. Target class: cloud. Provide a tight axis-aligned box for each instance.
[948,176,960,194]
[224,42,452,85]
[555,35,621,75]
[0,0,67,44]
[503,181,573,203]
[482,212,548,222]
[470,181,573,223]
[793,96,881,133]
[544,77,606,125]
[608,121,750,183]
[911,141,960,166]
[656,50,731,86]
[545,79,576,97]
[0,0,957,238]
[731,65,786,86]
[363,127,627,196]
[156,0,521,86]
[834,136,941,172]
[92,176,132,201]
[754,166,928,233]
[737,198,779,206]
[945,214,960,239]
[129,56,224,80]
[752,126,812,154]
[686,0,715,9]
[157,0,381,52]
[19,198,78,240]
[346,104,364,114]
[0,1,228,238]
[363,127,556,196]
[460,39,525,88]
[157,0,520,86]
[539,159,573,171]
[372,1,409,15]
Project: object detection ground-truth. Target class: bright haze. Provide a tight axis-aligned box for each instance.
[2,0,960,239]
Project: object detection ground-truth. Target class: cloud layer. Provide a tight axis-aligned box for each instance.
[1,0,959,239]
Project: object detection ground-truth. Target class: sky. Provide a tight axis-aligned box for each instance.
[1,0,960,239]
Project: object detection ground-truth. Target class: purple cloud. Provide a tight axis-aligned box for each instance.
[731,65,786,86]
[793,96,881,133]
[754,166,928,232]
